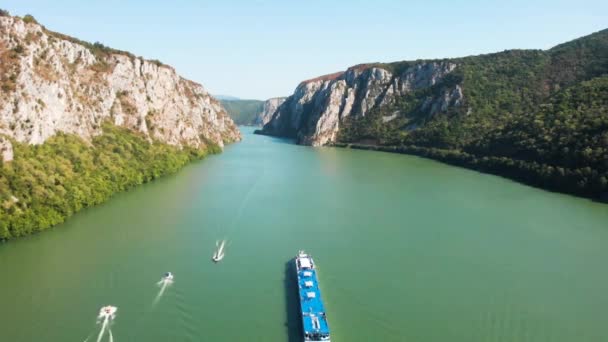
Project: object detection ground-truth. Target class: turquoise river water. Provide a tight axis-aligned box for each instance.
[0,127,607,341]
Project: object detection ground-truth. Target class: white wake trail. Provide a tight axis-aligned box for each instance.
[95,317,108,342]
[224,172,264,237]
[153,279,171,306]
[108,328,114,342]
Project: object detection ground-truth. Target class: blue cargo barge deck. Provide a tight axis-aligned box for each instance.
[295,251,331,341]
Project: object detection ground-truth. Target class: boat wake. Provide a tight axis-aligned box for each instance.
[213,173,261,264]
[153,272,174,306]
[95,306,117,342]
[212,239,227,262]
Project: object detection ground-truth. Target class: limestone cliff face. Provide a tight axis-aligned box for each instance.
[254,97,286,126]
[0,16,240,152]
[260,62,462,146]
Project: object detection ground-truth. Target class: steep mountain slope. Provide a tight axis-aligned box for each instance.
[254,97,286,126]
[214,94,240,101]
[258,29,608,200]
[220,99,264,125]
[0,14,240,148]
[0,12,241,240]
[221,97,286,126]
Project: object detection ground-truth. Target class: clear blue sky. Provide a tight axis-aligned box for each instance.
[3,0,607,99]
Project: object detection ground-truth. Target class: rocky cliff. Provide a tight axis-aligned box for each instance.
[0,13,242,240]
[253,97,286,126]
[0,15,240,154]
[260,62,461,146]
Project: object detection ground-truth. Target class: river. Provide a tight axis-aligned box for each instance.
[1,127,607,341]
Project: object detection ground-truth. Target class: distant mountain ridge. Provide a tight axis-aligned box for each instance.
[221,97,286,126]
[214,94,241,101]
[220,99,264,125]
[258,28,608,201]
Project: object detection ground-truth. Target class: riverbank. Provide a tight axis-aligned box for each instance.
[0,124,226,241]
[330,142,608,203]
[2,127,608,341]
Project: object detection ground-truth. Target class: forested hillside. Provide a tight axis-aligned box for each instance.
[220,99,264,125]
[0,124,220,240]
[339,29,608,200]
[261,28,608,200]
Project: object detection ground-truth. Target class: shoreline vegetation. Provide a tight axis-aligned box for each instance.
[254,128,607,203]
[0,124,221,241]
[331,74,608,203]
[329,142,608,203]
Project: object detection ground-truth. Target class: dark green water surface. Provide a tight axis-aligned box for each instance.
[1,127,607,341]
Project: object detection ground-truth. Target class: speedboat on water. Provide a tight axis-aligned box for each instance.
[212,253,224,262]
[212,240,226,262]
[98,305,117,318]
[163,272,174,281]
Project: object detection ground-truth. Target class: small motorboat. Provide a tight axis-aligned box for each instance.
[212,240,226,263]
[98,305,117,318]
[163,272,174,281]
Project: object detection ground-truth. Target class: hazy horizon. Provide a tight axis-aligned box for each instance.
[3,0,607,100]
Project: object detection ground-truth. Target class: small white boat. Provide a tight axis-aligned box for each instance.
[163,272,174,281]
[98,305,117,319]
[212,240,226,262]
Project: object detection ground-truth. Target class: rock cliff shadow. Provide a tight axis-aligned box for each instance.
[266,136,296,145]
[284,260,302,342]
[253,130,296,145]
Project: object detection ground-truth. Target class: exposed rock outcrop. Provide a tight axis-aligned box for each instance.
[254,97,286,126]
[0,136,12,162]
[0,16,240,149]
[260,62,461,146]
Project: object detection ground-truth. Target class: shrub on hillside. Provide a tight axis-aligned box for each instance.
[22,14,38,24]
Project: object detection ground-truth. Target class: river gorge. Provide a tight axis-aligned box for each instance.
[0,127,607,341]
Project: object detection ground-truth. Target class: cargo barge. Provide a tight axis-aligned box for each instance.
[295,251,331,341]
